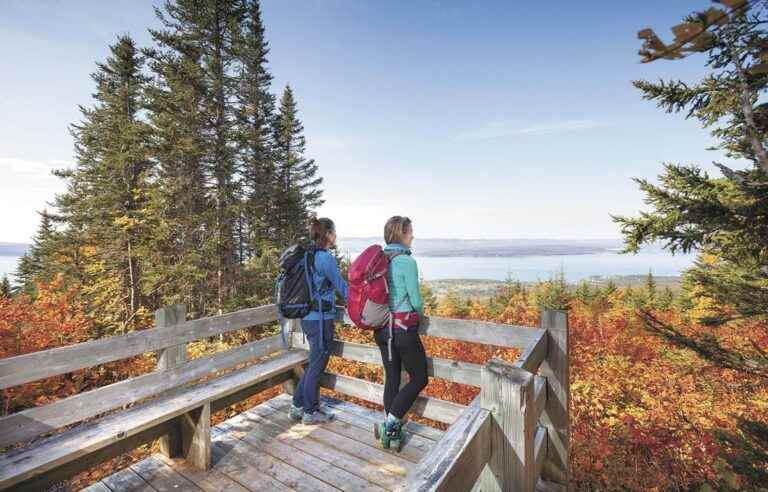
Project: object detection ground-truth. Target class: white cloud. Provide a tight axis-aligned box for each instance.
[0,157,68,242]
[456,119,607,141]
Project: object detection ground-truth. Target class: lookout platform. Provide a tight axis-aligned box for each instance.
[0,303,570,492]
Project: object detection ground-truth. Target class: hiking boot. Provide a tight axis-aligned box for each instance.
[289,404,303,422]
[375,417,404,450]
[302,409,336,425]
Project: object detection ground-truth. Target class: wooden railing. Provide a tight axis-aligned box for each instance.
[0,304,569,492]
[300,309,571,492]
[402,310,571,492]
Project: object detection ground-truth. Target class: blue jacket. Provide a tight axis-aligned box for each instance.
[303,249,349,321]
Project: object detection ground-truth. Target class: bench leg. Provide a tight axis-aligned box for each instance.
[161,403,211,471]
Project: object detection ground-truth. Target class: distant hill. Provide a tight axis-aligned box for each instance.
[0,243,29,257]
[337,238,624,258]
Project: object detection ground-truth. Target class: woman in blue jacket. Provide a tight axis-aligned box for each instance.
[289,217,349,424]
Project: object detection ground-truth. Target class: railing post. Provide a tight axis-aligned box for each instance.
[155,304,188,458]
[540,309,570,488]
[480,357,536,492]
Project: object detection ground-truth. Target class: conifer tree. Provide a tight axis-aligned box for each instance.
[16,210,58,294]
[234,0,277,258]
[144,39,211,316]
[150,0,247,312]
[272,85,323,247]
[52,35,153,331]
[0,276,11,298]
[616,2,768,325]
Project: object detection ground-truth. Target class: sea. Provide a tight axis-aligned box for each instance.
[0,241,696,284]
[336,239,695,282]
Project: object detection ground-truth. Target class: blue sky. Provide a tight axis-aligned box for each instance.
[0,0,737,242]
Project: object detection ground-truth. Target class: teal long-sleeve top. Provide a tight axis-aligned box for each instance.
[384,243,424,316]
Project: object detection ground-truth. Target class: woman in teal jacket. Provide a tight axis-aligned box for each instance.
[374,216,428,446]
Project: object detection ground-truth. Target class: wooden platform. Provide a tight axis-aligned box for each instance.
[81,394,444,492]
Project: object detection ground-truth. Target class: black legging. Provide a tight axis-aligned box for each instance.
[374,328,428,419]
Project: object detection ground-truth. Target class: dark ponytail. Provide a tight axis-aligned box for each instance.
[309,217,336,248]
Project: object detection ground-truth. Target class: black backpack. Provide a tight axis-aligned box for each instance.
[276,243,317,319]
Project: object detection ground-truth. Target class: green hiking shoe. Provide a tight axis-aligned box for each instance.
[289,404,303,422]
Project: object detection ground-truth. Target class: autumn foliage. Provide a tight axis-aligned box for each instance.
[2,275,767,490]
[331,280,768,491]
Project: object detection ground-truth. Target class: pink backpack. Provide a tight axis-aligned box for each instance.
[348,245,396,330]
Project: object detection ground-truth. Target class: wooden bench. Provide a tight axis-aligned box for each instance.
[0,305,305,491]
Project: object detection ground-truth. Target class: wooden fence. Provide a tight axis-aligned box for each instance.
[0,304,569,492]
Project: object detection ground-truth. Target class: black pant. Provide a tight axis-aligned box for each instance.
[374,328,428,419]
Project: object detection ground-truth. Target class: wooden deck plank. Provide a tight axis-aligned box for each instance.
[218,406,406,490]
[209,438,297,492]
[213,433,338,492]
[102,467,157,492]
[316,395,445,442]
[254,403,415,475]
[319,373,464,424]
[131,455,203,491]
[263,397,431,463]
[154,453,251,492]
[79,481,113,492]
[216,420,387,492]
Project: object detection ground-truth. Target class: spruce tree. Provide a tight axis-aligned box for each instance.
[144,39,211,316]
[616,3,768,387]
[0,276,11,298]
[615,3,768,326]
[272,85,323,247]
[53,35,153,332]
[15,210,58,294]
[150,0,247,312]
[234,0,277,258]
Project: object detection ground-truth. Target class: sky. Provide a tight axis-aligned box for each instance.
[0,0,742,243]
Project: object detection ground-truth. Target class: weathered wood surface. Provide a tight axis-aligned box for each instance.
[90,394,440,491]
[9,421,175,492]
[514,329,548,373]
[155,453,251,492]
[215,419,388,492]
[177,402,211,470]
[263,397,433,463]
[534,375,547,422]
[319,372,466,424]
[156,305,188,458]
[317,395,445,442]
[155,304,188,371]
[0,304,279,389]
[480,358,537,492]
[539,310,570,487]
[102,466,157,491]
[292,334,483,386]
[223,406,406,490]
[534,425,548,481]
[0,334,282,448]
[131,454,202,490]
[333,308,543,349]
[0,350,305,489]
[404,397,491,492]
[0,305,277,389]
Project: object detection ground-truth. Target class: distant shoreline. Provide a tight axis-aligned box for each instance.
[426,275,682,299]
